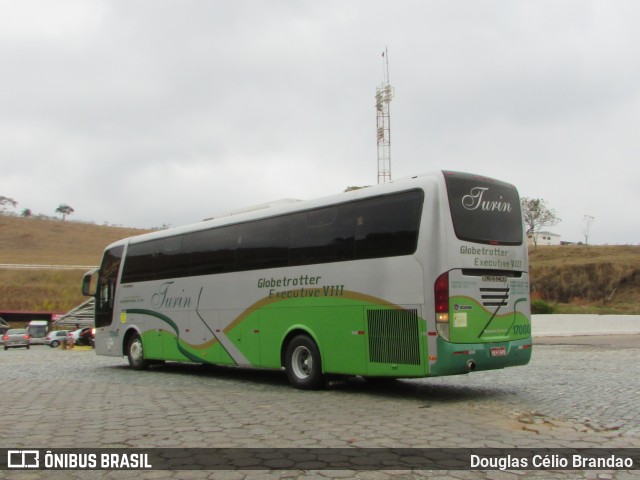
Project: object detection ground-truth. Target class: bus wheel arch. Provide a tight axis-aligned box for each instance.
[124,329,149,370]
[280,328,319,367]
[282,331,324,390]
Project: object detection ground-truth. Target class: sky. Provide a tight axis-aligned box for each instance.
[1,0,639,245]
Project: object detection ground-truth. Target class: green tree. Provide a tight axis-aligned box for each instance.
[21,208,32,218]
[0,196,17,214]
[55,204,75,221]
[521,197,560,249]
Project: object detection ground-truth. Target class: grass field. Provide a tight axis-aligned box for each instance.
[0,216,150,313]
[0,215,148,266]
[529,245,640,314]
[1,215,639,315]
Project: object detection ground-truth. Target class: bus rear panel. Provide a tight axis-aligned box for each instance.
[429,171,531,376]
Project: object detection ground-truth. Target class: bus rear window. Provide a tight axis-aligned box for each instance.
[444,171,523,245]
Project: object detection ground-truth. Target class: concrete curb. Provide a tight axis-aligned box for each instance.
[532,314,640,337]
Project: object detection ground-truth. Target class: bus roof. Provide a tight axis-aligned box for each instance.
[103,170,479,250]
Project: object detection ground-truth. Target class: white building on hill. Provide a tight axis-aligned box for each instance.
[527,231,562,246]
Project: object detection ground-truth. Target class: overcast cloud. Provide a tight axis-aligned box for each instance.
[1,0,639,244]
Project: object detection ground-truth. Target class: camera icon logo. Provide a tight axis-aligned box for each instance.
[7,450,40,469]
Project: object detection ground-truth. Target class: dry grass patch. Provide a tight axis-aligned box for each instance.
[1,216,151,311]
[529,245,640,313]
[0,216,149,266]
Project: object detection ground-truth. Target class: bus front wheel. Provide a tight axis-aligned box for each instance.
[284,335,324,390]
[126,333,149,370]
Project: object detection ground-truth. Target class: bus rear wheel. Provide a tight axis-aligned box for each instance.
[126,333,149,370]
[284,335,324,390]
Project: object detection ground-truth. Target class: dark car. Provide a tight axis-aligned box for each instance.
[3,329,30,350]
[69,327,94,347]
[78,327,95,347]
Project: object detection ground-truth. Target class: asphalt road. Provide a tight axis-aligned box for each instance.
[1,336,638,480]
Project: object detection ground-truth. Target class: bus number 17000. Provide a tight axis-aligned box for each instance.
[513,325,531,335]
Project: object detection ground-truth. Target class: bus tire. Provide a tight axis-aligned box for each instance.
[284,334,324,390]
[126,333,149,370]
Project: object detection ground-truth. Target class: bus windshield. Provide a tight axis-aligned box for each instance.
[444,171,523,246]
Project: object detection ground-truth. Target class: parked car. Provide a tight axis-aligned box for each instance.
[68,327,94,346]
[0,316,9,344]
[45,330,69,348]
[80,327,95,348]
[3,329,30,350]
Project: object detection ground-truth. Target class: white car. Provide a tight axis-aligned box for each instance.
[45,330,69,348]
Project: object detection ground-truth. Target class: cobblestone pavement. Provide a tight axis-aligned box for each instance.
[1,336,638,480]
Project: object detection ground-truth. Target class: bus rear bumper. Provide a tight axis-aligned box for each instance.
[428,337,532,377]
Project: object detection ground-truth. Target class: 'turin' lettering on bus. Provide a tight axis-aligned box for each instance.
[151,281,193,309]
[462,187,512,213]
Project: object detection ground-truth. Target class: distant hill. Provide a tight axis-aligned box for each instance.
[0,215,150,266]
[0,216,150,312]
[529,245,640,314]
[1,215,638,314]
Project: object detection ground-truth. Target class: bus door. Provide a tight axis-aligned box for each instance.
[94,245,124,354]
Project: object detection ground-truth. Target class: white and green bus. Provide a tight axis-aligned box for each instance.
[83,170,531,389]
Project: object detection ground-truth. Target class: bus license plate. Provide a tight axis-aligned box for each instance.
[491,346,507,357]
[482,275,507,283]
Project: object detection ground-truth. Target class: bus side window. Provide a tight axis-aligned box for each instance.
[354,191,423,259]
[289,207,354,266]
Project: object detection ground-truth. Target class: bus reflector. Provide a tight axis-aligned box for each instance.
[518,344,532,350]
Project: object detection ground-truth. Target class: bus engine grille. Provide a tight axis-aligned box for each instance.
[367,309,420,365]
[480,287,510,307]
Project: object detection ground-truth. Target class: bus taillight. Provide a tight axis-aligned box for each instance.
[435,272,450,341]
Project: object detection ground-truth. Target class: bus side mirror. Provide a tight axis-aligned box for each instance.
[82,269,98,296]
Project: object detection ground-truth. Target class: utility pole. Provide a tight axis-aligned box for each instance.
[583,215,595,245]
[376,48,393,184]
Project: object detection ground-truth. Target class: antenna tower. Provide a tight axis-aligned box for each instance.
[376,48,393,184]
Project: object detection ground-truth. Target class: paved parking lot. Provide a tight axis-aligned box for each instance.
[1,336,638,479]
